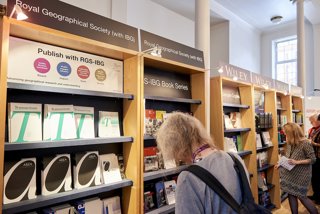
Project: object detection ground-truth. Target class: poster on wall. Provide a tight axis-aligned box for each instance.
[305,97,320,134]
[7,0,139,51]
[8,37,123,93]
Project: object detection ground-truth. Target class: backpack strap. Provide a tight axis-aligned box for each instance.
[184,165,241,213]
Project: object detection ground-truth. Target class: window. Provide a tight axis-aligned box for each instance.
[275,38,297,85]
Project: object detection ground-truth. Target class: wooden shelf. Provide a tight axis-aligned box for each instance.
[144,165,189,182]
[2,179,133,214]
[258,184,275,195]
[144,135,156,141]
[278,142,286,147]
[292,109,301,113]
[258,164,274,172]
[237,150,252,157]
[145,95,201,104]
[5,137,133,151]
[257,145,274,153]
[277,108,286,111]
[146,204,175,214]
[223,103,250,109]
[7,82,134,100]
[224,128,251,133]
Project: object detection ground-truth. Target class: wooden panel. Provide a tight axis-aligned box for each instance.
[122,56,141,214]
[210,77,224,150]
[238,86,258,201]
[191,73,206,126]
[264,90,281,208]
[9,19,136,60]
[221,77,252,87]
[0,17,10,213]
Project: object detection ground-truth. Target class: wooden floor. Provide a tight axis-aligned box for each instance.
[273,198,320,214]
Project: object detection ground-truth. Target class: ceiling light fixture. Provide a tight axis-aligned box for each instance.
[270,15,283,24]
[9,5,28,21]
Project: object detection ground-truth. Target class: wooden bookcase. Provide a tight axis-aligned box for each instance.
[210,76,258,202]
[291,95,304,131]
[141,55,206,214]
[0,17,141,214]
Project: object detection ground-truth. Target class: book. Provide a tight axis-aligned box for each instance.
[279,156,295,171]
[154,110,166,134]
[163,159,176,169]
[155,181,166,208]
[103,196,122,214]
[8,102,42,143]
[261,131,272,146]
[236,135,243,151]
[224,137,238,153]
[44,104,77,141]
[99,153,122,184]
[117,154,126,179]
[99,111,121,137]
[164,180,177,205]
[257,172,268,191]
[296,112,303,124]
[280,115,287,127]
[75,197,103,214]
[222,86,241,104]
[144,147,159,172]
[230,112,242,129]
[74,106,95,139]
[256,133,263,148]
[259,192,271,207]
[145,109,156,136]
[144,191,155,212]
[224,114,234,129]
[43,204,74,214]
[257,152,268,168]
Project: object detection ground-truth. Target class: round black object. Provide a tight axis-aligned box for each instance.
[78,153,99,186]
[5,160,35,200]
[45,156,70,192]
[104,161,110,171]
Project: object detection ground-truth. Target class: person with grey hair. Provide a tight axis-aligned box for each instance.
[156,112,249,214]
[308,113,320,204]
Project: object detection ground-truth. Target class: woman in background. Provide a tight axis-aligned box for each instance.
[156,112,248,214]
[276,122,317,214]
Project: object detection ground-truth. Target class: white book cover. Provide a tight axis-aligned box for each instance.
[224,137,237,153]
[74,106,95,139]
[164,180,177,205]
[262,131,272,146]
[8,103,42,143]
[224,115,233,129]
[279,156,296,171]
[75,197,103,214]
[163,159,176,169]
[256,134,263,148]
[103,196,122,214]
[230,112,242,128]
[100,154,122,184]
[99,111,120,137]
[44,104,77,141]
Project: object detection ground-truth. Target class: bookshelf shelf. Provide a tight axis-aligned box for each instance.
[5,137,134,151]
[144,95,201,104]
[223,103,250,109]
[258,184,275,195]
[224,128,251,133]
[256,145,274,153]
[7,82,134,100]
[292,109,301,113]
[237,150,252,157]
[2,179,133,214]
[257,164,274,172]
[277,108,286,111]
[146,204,175,214]
[278,142,286,147]
[144,165,189,182]
[144,135,156,141]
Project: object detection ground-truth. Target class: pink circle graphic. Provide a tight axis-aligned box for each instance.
[77,65,90,79]
[34,58,51,74]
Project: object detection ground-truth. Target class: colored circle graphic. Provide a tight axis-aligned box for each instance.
[57,62,72,77]
[34,58,50,74]
[95,69,106,81]
[77,65,90,79]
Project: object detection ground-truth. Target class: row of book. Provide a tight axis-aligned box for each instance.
[144,180,177,212]
[292,112,303,124]
[277,115,287,127]
[223,136,243,153]
[257,151,268,169]
[224,112,242,129]
[40,196,121,214]
[8,103,121,143]
[256,132,272,148]
[4,151,123,204]
[144,147,177,172]
[255,113,273,129]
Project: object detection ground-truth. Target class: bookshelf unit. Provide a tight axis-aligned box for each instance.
[141,55,206,213]
[210,76,258,201]
[254,86,280,209]
[291,95,304,131]
[0,17,141,214]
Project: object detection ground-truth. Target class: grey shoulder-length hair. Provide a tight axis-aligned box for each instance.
[156,112,216,162]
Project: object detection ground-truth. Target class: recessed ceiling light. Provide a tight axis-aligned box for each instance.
[270,15,283,24]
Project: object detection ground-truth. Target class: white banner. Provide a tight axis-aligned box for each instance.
[305,96,320,134]
[8,37,123,93]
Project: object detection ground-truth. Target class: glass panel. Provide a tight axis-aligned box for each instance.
[276,62,297,85]
[276,39,297,62]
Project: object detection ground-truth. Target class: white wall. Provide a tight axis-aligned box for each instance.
[314,24,320,90]
[59,0,111,18]
[210,21,229,76]
[126,0,194,47]
[210,1,261,73]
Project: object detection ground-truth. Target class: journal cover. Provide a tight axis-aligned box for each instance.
[99,153,122,184]
[74,106,95,139]
[103,196,122,214]
[75,197,103,214]
[98,111,121,137]
[164,180,176,205]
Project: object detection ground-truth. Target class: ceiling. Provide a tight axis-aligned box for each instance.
[151,0,320,31]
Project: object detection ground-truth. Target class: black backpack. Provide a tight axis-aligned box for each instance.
[184,153,271,214]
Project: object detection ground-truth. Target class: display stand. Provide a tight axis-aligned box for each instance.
[210,76,258,201]
[0,17,141,214]
[141,54,206,213]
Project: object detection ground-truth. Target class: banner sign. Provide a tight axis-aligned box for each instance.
[140,30,204,68]
[8,37,123,93]
[219,64,251,83]
[290,85,303,96]
[144,68,191,99]
[274,80,289,94]
[251,73,274,89]
[7,0,139,51]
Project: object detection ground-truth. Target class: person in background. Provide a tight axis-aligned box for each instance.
[156,112,248,214]
[276,122,317,214]
[308,113,320,204]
